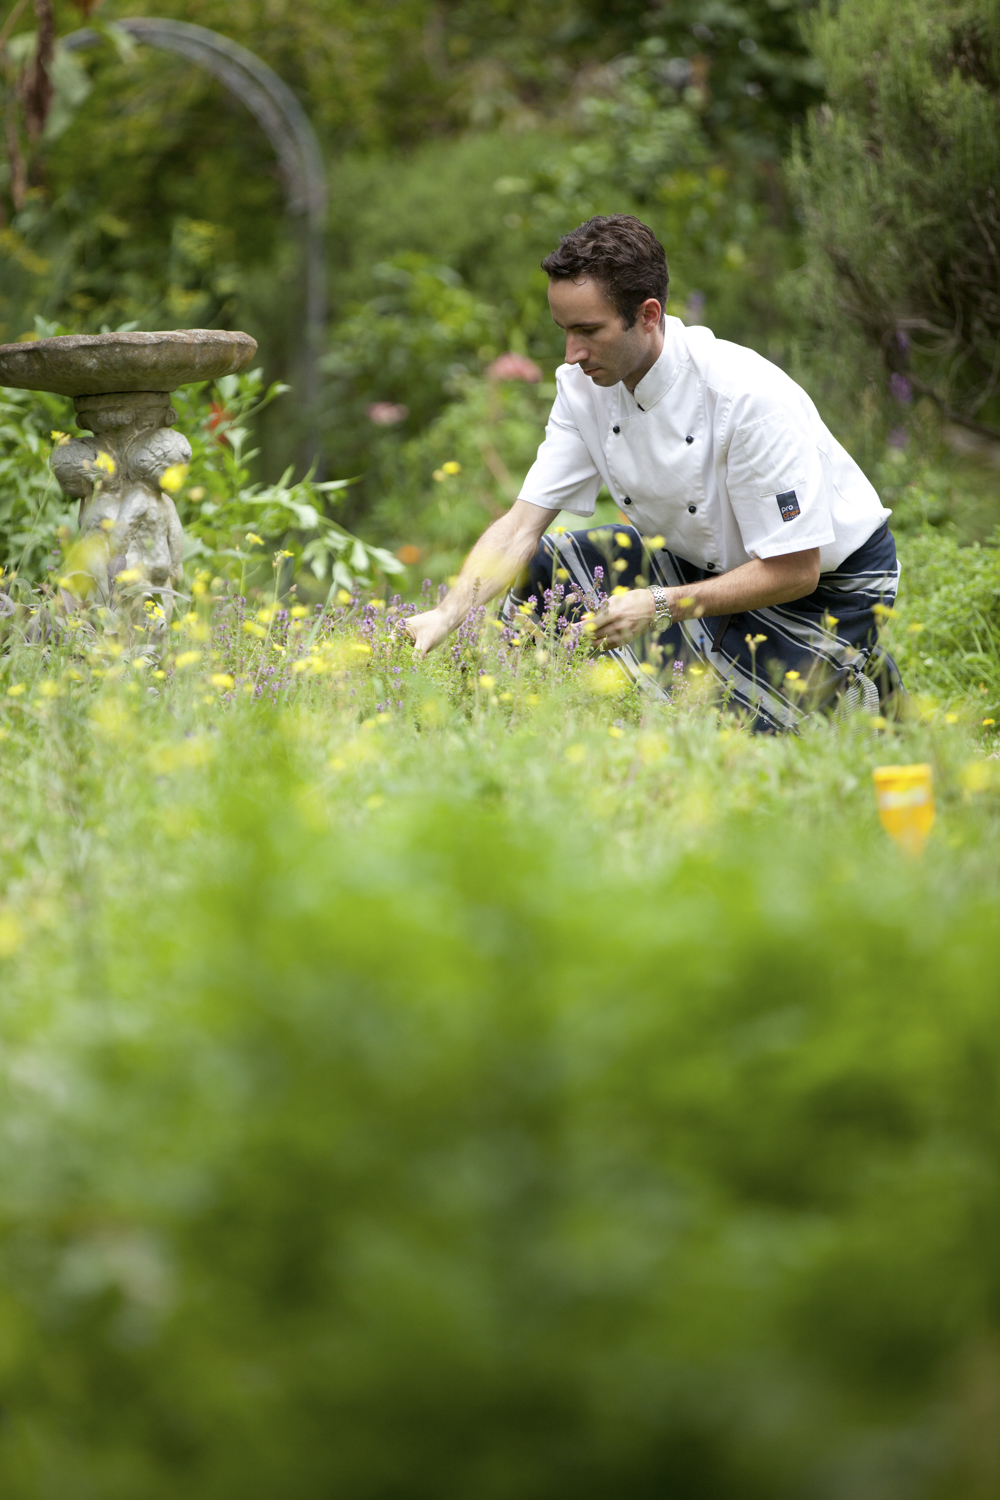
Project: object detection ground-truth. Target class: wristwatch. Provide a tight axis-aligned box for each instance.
[649,584,673,629]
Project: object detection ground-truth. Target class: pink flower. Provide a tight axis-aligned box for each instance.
[485,352,542,383]
[367,402,409,425]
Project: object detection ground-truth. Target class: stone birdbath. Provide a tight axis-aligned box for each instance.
[0,329,257,626]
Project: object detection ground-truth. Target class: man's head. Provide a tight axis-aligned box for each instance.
[541,215,669,388]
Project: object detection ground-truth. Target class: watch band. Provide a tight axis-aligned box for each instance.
[649,583,673,629]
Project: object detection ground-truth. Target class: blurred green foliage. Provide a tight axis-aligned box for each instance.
[792,0,1000,435]
[0,581,999,1494]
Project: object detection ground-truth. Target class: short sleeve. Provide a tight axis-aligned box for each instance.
[725,410,835,560]
[518,379,602,517]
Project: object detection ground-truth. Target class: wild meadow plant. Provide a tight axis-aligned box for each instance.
[1,553,1000,1496]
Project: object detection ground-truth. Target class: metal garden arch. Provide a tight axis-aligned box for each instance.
[63,18,327,440]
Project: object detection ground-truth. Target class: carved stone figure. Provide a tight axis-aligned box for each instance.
[0,329,257,625]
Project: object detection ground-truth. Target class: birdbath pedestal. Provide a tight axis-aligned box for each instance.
[0,329,257,624]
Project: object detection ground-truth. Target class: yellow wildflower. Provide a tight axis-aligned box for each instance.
[584,660,622,695]
[0,909,24,958]
[478,674,496,690]
[159,463,188,493]
[93,451,116,476]
[614,532,632,547]
[210,673,234,690]
[442,460,461,475]
[245,532,264,547]
[174,650,201,669]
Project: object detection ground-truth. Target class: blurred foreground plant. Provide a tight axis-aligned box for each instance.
[0,614,999,1496]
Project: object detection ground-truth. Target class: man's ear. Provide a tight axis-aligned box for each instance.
[640,298,663,333]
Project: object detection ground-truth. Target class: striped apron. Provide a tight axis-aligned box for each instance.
[503,522,903,733]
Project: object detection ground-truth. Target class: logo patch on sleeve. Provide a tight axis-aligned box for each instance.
[776,490,801,522]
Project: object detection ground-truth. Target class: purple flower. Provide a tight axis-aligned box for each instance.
[889,373,912,404]
[888,425,909,450]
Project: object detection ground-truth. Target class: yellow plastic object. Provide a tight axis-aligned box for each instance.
[872,764,935,854]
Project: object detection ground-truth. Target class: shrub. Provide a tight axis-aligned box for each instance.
[792,0,1000,436]
[885,530,1000,707]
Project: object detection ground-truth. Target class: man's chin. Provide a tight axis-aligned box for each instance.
[583,368,616,386]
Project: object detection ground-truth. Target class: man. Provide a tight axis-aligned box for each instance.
[406,214,901,730]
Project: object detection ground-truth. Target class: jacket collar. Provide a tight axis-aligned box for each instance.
[626,317,687,412]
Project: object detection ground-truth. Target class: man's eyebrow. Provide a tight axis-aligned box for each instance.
[551,318,602,331]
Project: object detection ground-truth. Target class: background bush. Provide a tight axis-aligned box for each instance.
[792,0,1000,437]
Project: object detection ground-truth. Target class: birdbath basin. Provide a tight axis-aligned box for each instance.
[0,329,257,625]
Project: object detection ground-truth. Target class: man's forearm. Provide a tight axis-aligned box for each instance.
[588,548,822,650]
[406,500,553,654]
[667,552,821,620]
[436,510,544,630]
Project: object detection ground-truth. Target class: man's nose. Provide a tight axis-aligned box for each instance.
[565,336,589,366]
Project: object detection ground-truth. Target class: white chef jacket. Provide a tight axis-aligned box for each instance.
[519,318,890,575]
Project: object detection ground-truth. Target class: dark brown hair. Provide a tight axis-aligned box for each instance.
[541,215,669,327]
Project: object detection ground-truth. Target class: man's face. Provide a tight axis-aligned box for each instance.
[547,276,659,388]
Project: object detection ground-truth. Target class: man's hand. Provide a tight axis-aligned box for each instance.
[583,549,822,652]
[402,499,552,657]
[404,607,452,658]
[587,588,655,650]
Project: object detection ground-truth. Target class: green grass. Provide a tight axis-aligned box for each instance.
[0,579,999,1496]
